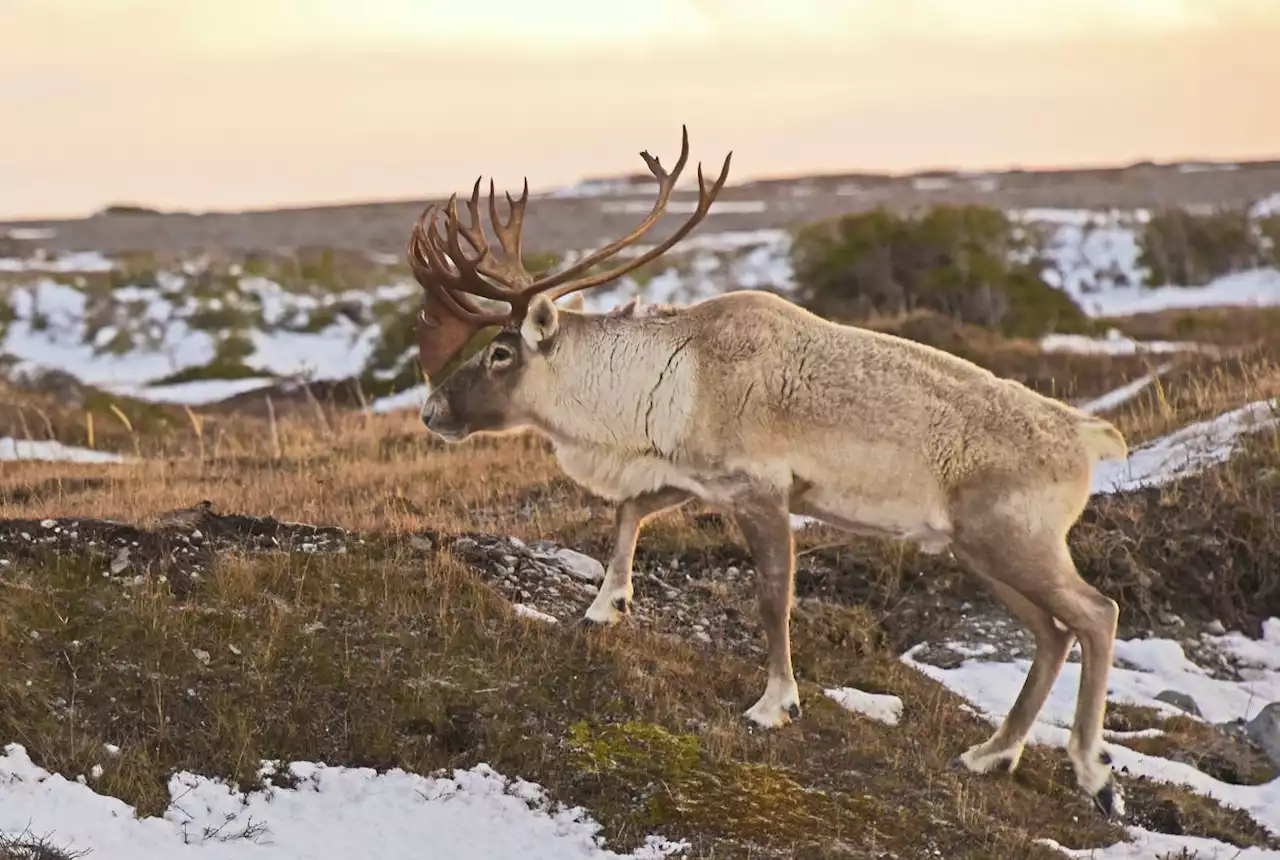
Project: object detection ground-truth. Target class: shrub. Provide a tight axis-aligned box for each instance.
[1137,207,1268,287]
[789,204,1088,337]
[1258,215,1280,258]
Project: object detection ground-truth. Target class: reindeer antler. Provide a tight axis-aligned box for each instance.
[408,125,733,378]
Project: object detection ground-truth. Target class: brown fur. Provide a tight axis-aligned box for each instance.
[420,288,1130,817]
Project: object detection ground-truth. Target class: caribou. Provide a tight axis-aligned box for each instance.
[407,127,1130,818]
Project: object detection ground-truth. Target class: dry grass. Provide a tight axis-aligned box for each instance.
[1098,346,1280,445]
[1,341,1279,857]
[859,309,1163,403]
[1103,306,1280,349]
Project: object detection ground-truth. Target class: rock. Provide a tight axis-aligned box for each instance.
[1155,690,1202,717]
[1245,703,1280,767]
[549,548,605,582]
[1206,620,1227,636]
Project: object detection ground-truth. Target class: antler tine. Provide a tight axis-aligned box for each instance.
[545,148,733,301]
[453,177,494,257]
[407,204,509,324]
[518,125,695,296]
[430,193,525,305]
[481,177,535,289]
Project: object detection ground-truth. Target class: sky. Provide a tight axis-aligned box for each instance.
[1,0,1278,219]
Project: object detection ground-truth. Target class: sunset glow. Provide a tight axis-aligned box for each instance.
[2,0,1277,218]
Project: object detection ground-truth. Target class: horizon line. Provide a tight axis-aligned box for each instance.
[4,150,1279,225]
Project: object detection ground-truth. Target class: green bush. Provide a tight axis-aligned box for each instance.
[1258,215,1280,258]
[789,204,1088,337]
[1137,207,1269,287]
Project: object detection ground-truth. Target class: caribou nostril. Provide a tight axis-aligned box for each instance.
[420,401,435,428]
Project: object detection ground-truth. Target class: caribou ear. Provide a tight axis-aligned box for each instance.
[558,294,585,312]
[521,293,560,351]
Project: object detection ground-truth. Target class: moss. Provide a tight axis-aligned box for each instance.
[790,204,1088,337]
[565,720,842,839]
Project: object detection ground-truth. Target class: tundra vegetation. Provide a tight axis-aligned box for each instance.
[1,158,1280,857]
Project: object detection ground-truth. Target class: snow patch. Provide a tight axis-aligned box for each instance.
[823,687,904,726]
[1076,269,1280,319]
[1076,363,1175,416]
[1092,398,1279,494]
[0,438,131,464]
[105,377,279,405]
[1044,828,1279,859]
[0,745,689,859]
[1251,193,1280,220]
[0,250,114,273]
[901,619,1280,844]
[369,383,428,415]
[512,604,560,624]
[1039,329,1212,356]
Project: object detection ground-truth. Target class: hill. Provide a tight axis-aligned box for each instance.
[1,190,1280,859]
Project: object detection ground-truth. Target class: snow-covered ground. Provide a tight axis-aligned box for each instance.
[906,618,1280,859]
[1039,329,1216,357]
[1092,398,1279,495]
[0,749,688,859]
[4,199,1280,408]
[1076,362,1176,416]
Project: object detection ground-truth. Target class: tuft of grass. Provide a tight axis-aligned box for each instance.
[0,831,89,860]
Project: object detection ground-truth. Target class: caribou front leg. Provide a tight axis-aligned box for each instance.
[733,490,801,728]
[581,487,694,626]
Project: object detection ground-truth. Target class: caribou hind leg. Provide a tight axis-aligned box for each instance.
[953,520,1124,818]
[949,552,1076,775]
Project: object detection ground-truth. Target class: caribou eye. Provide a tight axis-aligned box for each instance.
[490,343,515,365]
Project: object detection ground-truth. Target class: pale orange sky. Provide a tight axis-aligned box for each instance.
[2,0,1278,219]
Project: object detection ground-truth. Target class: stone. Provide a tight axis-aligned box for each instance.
[1245,703,1280,767]
[1155,689,1202,717]
[549,548,605,583]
